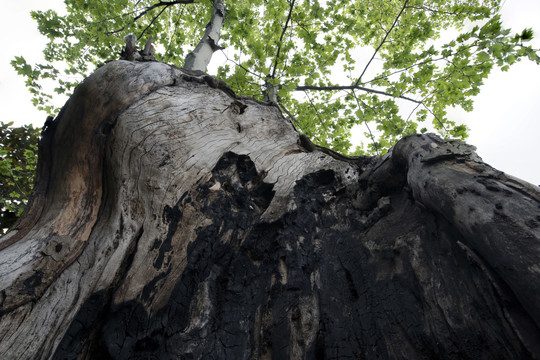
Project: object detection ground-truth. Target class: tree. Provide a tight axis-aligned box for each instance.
[1,1,540,359]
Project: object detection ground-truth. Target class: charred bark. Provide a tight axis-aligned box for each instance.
[0,60,539,359]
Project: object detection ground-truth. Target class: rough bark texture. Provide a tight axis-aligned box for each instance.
[0,60,539,359]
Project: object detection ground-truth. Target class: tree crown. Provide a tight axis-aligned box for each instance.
[12,0,540,154]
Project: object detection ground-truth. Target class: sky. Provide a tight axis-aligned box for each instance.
[1,0,539,185]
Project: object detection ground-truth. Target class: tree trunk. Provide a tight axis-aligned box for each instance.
[1,60,539,360]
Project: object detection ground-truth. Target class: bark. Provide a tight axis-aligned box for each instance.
[184,0,225,71]
[0,60,539,360]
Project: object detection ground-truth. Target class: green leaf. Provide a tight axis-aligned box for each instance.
[491,43,503,58]
[520,28,534,41]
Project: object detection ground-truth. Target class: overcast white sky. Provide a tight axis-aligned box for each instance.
[1,0,539,185]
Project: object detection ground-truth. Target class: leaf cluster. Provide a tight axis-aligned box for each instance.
[0,122,40,234]
[12,0,540,155]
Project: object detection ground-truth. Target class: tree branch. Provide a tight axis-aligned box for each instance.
[349,89,380,155]
[184,0,226,71]
[270,0,296,79]
[133,0,195,22]
[303,91,328,144]
[423,103,448,134]
[277,102,301,130]
[404,5,481,17]
[105,0,195,35]
[221,51,263,79]
[354,0,409,86]
[138,6,168,40]
[294,84,422,104]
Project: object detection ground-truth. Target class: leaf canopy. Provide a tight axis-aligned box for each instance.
[0,122,39,233]
[12,0,540,154]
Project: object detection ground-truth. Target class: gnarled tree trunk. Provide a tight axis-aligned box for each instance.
[0,60,539,359]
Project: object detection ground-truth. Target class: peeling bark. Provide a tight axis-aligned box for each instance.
[0,60,539,359]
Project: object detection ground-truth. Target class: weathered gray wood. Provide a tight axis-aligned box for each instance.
[0,60,538,359]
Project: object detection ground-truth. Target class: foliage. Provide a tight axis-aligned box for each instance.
[12,0,540,155]
[0,122,40,234]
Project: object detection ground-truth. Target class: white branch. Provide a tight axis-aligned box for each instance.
[184,0,225,71]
